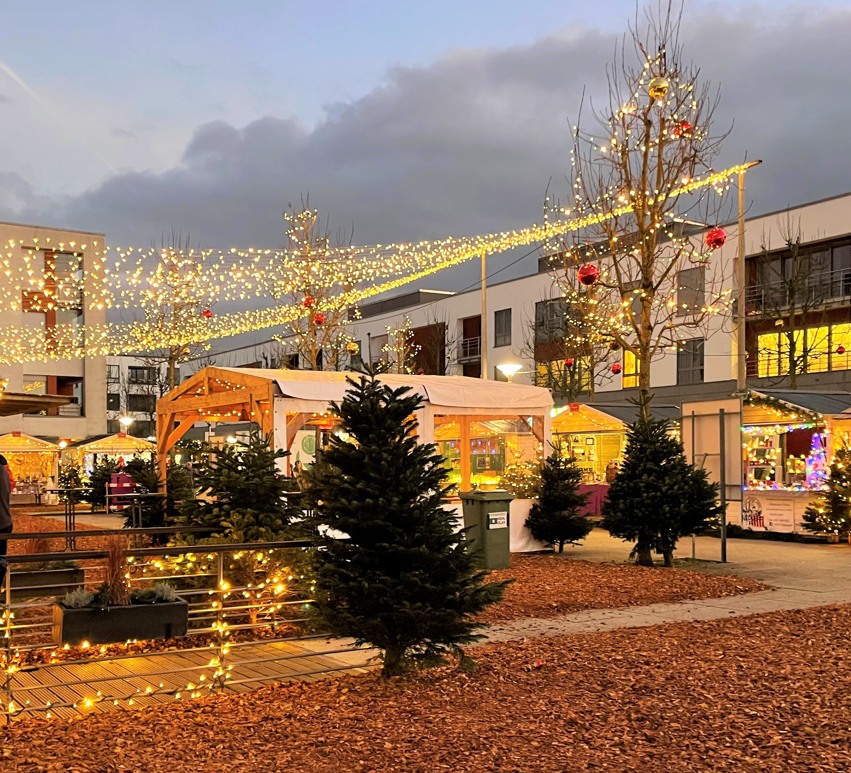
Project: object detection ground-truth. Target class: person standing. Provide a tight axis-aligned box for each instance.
[0,454,12,588]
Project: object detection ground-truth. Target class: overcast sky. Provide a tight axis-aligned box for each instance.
[2,1,851,292]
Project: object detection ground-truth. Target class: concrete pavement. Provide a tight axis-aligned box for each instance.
[484,528,851,644]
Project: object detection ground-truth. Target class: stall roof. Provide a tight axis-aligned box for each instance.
[68,433,156,455]
[0,433,60,453]
[590,403,681,425]
[0,392,70,416]
[750,389,851,417]
[217,367,554,411]
[553,402,680,432]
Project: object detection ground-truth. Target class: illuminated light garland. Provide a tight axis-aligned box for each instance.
[0,163,757,364]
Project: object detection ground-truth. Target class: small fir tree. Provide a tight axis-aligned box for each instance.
[602,417,722,567]
[302,372,506,677]
[178,432,299,542]
[501,460,543,500]
[84,458,119,509]
[802,447,851,536]
[524,452,592,553]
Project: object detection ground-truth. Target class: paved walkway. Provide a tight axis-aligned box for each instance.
[485,528,851,643]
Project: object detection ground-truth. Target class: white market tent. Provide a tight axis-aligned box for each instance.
[156,366,553,492]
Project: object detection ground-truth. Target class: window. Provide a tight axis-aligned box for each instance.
[757,322,851,377]
[534,359,592,396]
[106,393,121,411]
[106,364,120,383]
[128,366,158,385]
[534,300,568,344]
[677,339,705,385]
[127,393,156,413]
[622,350,639,388]
[133,420,155,438]
[107,418,120,434]
[677,267,705,313]
[22,376,46,395]
[494,309,512,347]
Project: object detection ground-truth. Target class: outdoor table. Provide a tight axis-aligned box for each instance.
[44,487,94,549]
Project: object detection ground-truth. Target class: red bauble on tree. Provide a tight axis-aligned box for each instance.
[704,227,727,250]
[837,345,846,356]
[202,309,213,319]
[564,357,575,368]
[611,363,622,375]
[672,120,693,138]
[577,263,600,286]
[313,313,327,326]
[302,295,315,309]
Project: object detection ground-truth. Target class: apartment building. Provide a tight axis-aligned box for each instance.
[104,356,173,438]
[0,221,107,440]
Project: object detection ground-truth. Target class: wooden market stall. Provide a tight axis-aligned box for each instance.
[0,432,61,501]
[156,367,553,494]
[550,402,680,515]
[66,433,156,475]
[737,390,851,533]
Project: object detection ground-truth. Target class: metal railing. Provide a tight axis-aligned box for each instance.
[1,527,369,723]
[746,267,851,314]
[458,336,481,360]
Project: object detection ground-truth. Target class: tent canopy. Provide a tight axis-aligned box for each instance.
[0,392,70,417]
[0,432,60,453]
[69,433,155,455]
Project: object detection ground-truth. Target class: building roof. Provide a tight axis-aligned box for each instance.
[750,389,851,417]
[0,392,71,417]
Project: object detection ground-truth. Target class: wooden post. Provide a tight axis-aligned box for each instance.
[460,416,471,491]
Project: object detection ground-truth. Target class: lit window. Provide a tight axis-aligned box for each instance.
[623,350,639,388]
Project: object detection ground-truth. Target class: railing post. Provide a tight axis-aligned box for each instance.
[3,561,13,725]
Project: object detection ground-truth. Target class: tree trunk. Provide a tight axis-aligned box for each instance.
[635,546,654,566]
[382,646,406,677]
[662,549,674,567]
[558,541,564,554]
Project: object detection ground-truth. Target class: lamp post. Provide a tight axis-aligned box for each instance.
[118,415,134,434]
[496,362,524,382]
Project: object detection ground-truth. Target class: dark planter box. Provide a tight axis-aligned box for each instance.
[10,568,85,600]
[52,599,189,646]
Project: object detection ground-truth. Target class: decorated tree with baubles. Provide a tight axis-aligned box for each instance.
[802,446,851,537]
[602,414,722,566]
[544,3,748,417]
[272,198,358,370]
[525,451,592,553]
[301,371,506,676]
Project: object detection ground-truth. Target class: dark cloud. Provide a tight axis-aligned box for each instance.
[2,7,850,288]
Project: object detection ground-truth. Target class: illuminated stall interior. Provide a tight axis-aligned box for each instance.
[0,432,60,497]
[551,403,680,483]
[742,390,851,492]
[157,367,552,494]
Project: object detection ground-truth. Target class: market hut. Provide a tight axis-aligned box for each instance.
[0,432,61,499]
[738,389,851,532]
[66,433,156,474]
[156,366,553,494]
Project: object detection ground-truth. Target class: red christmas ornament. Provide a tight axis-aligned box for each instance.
[202,309,213,319]
[564,357,575,368]
[577,263,600,286]
[704,227,727,250]
[313,313,327,326]
[611,363,622,375]
[836,345,846,355]
[672,120,693,138]
[302,296,315,309]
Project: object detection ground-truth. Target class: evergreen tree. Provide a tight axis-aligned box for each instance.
[501,460,542,500]
[302,372,506,677]
[524,452,592,552]
[802,446,851,536]
[84,458,119,509]
[602,417,722,567]
[178,432,299,542]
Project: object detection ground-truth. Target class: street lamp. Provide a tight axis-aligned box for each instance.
[118,415,134,432]
[496,362,524,381]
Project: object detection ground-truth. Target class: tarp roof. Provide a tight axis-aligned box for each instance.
[0,432,60,453]
[0,392,70,417]
[750,389,851,417]
[68,433,156,454]
[217,367,554,411]
[552,402,680,432]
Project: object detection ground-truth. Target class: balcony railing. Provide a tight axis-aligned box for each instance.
[458,336,481,361]
[746,267,851,314]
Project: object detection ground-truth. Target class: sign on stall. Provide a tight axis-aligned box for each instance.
[741,496,796,533]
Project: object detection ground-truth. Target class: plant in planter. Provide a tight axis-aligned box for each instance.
[52,537,188,646]
[9,537,85,600]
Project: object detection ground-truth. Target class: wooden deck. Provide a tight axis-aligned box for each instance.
[5,637,378,722]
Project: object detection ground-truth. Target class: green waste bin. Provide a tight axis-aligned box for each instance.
[460,490,512,570]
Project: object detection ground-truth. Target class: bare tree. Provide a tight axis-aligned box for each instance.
[751,216,829,388]
[382,317,421,374]
[552,1,735,417]
[273,200,356,370]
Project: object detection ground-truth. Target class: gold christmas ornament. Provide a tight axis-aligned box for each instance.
[345,341,359,354]
[648,77,669,100]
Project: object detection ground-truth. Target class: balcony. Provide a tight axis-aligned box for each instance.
[458,336,481,362]
[746,267,851,315]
